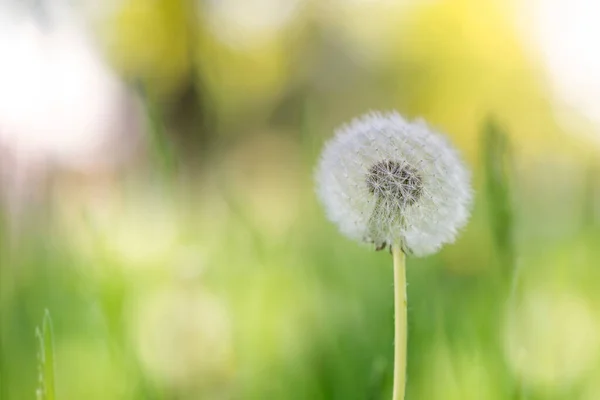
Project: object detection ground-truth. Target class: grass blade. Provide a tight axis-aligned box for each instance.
[482,119,529,399]
[482,118,516,277]
[36,309,56,400]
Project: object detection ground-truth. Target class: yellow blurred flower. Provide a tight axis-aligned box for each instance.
[394,0,579,161]
[194,34,293,116]
[101,0,191,97]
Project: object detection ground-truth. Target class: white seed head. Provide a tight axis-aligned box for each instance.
[315,111,473,256]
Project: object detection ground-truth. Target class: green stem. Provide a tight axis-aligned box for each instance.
[392,244,407,400]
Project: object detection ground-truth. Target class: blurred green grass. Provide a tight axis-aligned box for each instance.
[1,119,599,399]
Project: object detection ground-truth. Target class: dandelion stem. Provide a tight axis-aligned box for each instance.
[392,244,407,400]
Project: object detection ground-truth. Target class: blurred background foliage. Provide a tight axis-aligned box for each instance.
[1,0,600,399]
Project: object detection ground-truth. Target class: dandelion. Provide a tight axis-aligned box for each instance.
[315,111,472,400]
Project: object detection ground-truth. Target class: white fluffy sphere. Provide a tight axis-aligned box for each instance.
[315,111,472,256]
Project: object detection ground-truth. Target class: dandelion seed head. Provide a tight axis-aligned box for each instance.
[366,160,423,205]
[315,111,472,256]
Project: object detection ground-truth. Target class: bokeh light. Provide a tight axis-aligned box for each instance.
[129,285,233,393]
[201,0,305,49]
[520,0,600,139]
[0,10,137,169]
[504,287,600,388]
